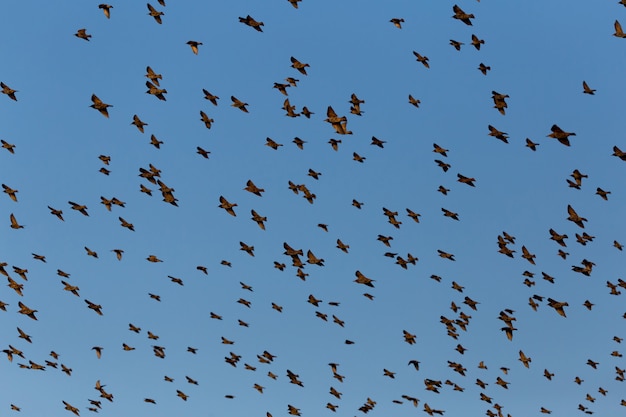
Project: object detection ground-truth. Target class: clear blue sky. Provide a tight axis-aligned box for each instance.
[1,1,625,416]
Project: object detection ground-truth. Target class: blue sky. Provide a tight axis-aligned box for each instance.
[1,1,625,416]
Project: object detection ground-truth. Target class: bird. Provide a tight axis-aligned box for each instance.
[471,34,485,49]
[187,40,202,54]
[548,124,576,146]
[478,63,491,75]
[218,196,237,216]
[488,125,509,143]
[146,81,167,101]
[2,184,18,201]
[287,0,301,8]
[147,3,164,24]
[413,51,430,68]
[442,207,459,220]
[1,82,18,100]
[9,213,24,229]
[614,20,626,38]
[452,4,474,25]
[74,28,91,41]
[18,301,37,320]
[582,80,596,94]
[239,15,264,32]
[231,96,249,112]
[390,18,404,28]
[196,146,210,159]
[567,205,587,228]
[198,111,214,129]
[355,270,375,287]
[244,180,264,196]
[525,138,539,151]
[457,174,476,186]
[250,210,267,230]
[450,39,463,50]
[519,350,532,368]
[202,89,219,105]
[63,401,80,416]
[1,139,16,153]
[145,66,162,86]
[85,300,103,315]
[596,187,610,200]
[290,56,309,75]
[408,95,421,107]
[98,4,112,18]
[90,94,112,118]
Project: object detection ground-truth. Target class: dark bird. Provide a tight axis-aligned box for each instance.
[329,138,342,150]
[596,187,610,200]
[582,81,596,94]
[355,270,375,287]
[457,174,476,186]
[196,146,210,159]
[548,124,576,146]
[147,3,164,24]
[1,139,16,153]
[18,301,37,320]
[199,111,213,129]
[218,196,237,216]
[1,82,18,101]
[452,4,474,25]
[75,28,91,41]
[146,81,167,101]
[408,95,421,107]
[442,207,459,220]
[250,210,266,230]
[450,39,463,50]
[99,4,112,18]
[231,96,249,112]
[567,205,587,228]
[239,15,264,32]
[412,51,430,68]
[90,94,112,118]
[187,40,202,54]
[525,138,539,151]
[2,184,18,201]
[390,18,404,28]
[290,56,310,75]
[85,299,103,315]
[202,89,219,105]
[614,20,626,38]
[471,34,484,49]
[10,213,24,229]
[145,66,162,86]
[244,180,264,196]
[488,125,509,143]
[265,137,283,149]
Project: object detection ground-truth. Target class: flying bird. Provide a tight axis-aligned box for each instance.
[98,4,112,18]
[90,95,112,118]
[614,20,626,38]
[548,124,576,146]
[187,40,202,54]
[74,28,91,41]
[239,15,264,31]
[290,56,310,75]
[147,3,164,24]
[1,82,18,100]
[582,80,596,94]
[452,4,474,25]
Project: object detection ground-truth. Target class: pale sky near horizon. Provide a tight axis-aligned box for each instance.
[1,1,625,416]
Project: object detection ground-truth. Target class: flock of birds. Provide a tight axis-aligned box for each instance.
[1,1,626,416]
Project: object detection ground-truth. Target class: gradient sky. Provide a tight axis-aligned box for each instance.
[1,1,625,416]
